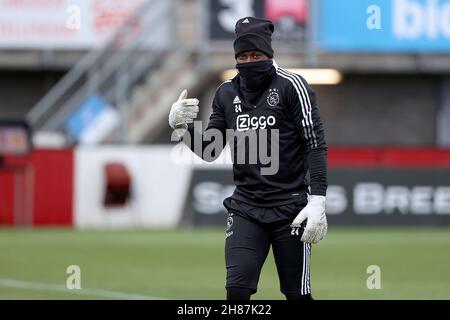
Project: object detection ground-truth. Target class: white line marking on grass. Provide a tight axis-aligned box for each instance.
[0,278,168,300]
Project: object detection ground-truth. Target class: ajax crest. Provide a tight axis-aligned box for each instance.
[227,214,234,231]
[267,88,279,107]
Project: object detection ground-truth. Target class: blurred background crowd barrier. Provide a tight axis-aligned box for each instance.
[1,0,450,228]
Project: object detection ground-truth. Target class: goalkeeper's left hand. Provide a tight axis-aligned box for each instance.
[291,195,328,244]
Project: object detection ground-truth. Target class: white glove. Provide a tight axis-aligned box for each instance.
[291,195,328,244]
[168,89,199,131]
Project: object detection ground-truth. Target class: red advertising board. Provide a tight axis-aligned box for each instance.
[0,169,14,225]
[1,149,73,226]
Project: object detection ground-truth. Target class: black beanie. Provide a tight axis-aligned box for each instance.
[233,17,274,59]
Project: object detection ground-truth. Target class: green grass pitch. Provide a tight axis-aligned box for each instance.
[0,227,449,300]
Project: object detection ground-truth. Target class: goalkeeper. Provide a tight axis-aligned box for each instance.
[169,17,328,300]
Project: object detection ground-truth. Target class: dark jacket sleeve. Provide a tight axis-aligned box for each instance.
[287,75,328,196]
[183,89,227,162]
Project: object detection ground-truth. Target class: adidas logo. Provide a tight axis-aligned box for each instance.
[233,96,241,104]
[242,18,250,24]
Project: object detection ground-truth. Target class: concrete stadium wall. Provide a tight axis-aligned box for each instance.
[315,74,439,146]
[0,70,65,119]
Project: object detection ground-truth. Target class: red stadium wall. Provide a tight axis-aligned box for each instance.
[328,147,450,168]
[0,149,73,226]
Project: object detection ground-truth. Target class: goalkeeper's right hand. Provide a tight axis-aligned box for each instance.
[168,89,199,133]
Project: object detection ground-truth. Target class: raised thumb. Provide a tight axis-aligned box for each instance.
[178,89,188,101]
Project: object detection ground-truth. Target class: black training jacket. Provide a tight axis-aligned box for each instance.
[185,62,327,207]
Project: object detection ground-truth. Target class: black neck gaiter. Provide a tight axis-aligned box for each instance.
[236,60,276,104]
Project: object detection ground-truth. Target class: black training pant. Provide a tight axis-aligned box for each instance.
[224,199,311,298]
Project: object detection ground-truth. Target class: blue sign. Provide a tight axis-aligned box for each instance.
[317,0,450,52]
[65,93,110,140]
